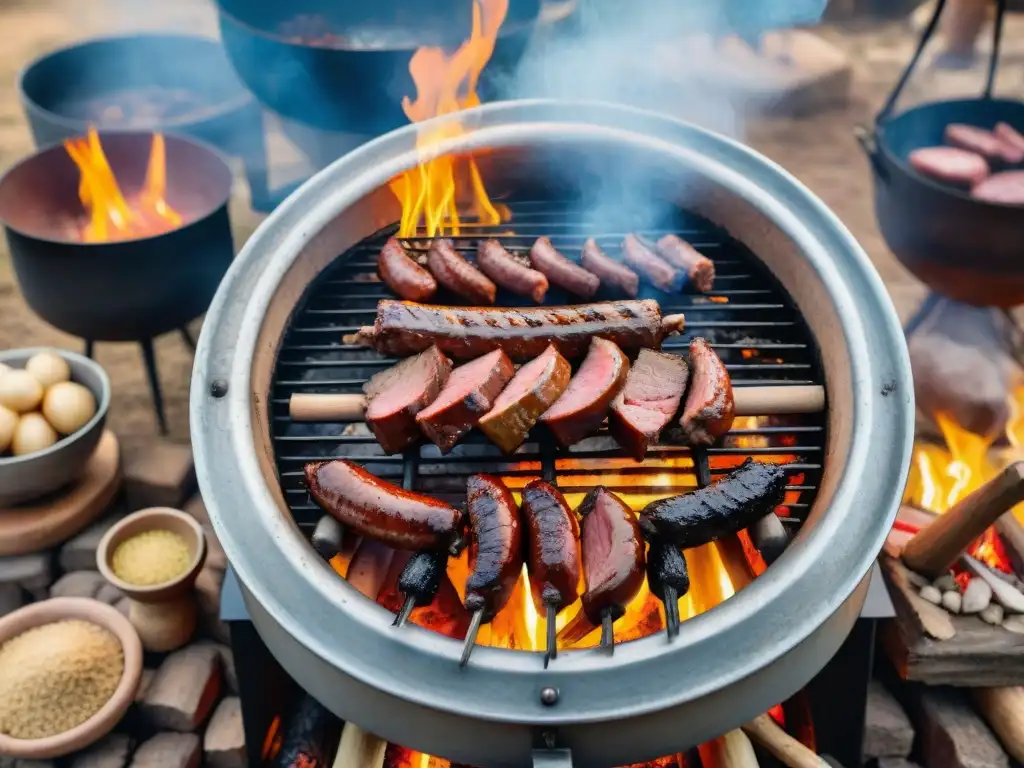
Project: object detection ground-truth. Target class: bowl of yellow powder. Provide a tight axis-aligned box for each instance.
[0,597,143,758]
[96,507,207,601]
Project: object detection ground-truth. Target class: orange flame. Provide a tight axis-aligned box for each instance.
[63,126,182,243]
[388,0,510,237]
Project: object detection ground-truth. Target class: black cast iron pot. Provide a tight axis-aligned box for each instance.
[857,0,1024,308]
[0,131,234,342]
[215,0,542,134]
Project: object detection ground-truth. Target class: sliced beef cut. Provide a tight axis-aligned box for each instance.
[426,239,497,305]
[530,237,600,299]
[539,337,629,447]
[580,238,639,297]
[377,237,437,302]
[415,349,515,452]
[655,235,715,293]
[945,123,1021,164]
[363,346,452,454]
[972,171,1024,205]
[908,146,989,187]
[995,122,1024,161]
[676,337,735,446]
[477,239,549,303]
[479,344,571,454]
[608,349,689,461]
[622,234,683,293]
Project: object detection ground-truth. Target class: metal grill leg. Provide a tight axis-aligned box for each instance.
[84,339,95,359]
[139,339,169,436]
[179,326,197,352]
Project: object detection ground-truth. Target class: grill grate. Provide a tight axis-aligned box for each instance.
[269,201,826,535]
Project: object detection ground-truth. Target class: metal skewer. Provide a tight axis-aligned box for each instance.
[393,597,416,628]
[600,610,615,654]
[545,604,557,668]
[460,609,486,667]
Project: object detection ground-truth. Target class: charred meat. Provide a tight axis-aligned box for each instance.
[578,487,646,625]
[521,479,582,614]
[622,234,682,293]
[377,237,437,302]
[530,237,600,299]
[363,346,452,454]
[676,337,735,446]
[655,234,715,293]
[609,349,689,461]
[464,474,524,620]
[477,239,549,303]
[580,238,640,297]
[426,239,497,305]
[646,538,691,602]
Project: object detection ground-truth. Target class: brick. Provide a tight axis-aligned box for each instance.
[140,644,222,732]
[195,566,229,643]
[192,641,237,695]
[0,583,23,618]
[124,440,196,511]
[182,495,209,526]
[69,733,134,768]
[203,697,245,768]
[916,687,1009,768]
[0,553,53,600]
[60,514,124,572]
[864,681,914,758]
[49,570,106,600]
[129,733,199,768]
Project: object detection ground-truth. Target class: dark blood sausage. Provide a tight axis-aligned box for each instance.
[646,539,691,600]
[908,146,989,187]
[397,550,446,610]
[580,238,639,297]
[363,346,452,454]
[530,237,600,299]
[521,480,581,613]
[426,238,497,305]
[972,171,1024,205]
[415,349,515,452]
[608,349,689,461]
[945,123,1022,165]
[677,337,735,446]
[540,337,630,447]
[578,487,646,625]
[304,459,461,550]
[639,458,787,547]
[477,239,549,303]
[377,237,437,302]
[622,234,683,293]
[995,122,1024,160]
[655,234,716,293]
[464,474,524,620]
[479,344,571,454]
[345,299,685,362]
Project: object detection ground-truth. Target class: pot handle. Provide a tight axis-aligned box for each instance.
[875,0,1007,126]
[854,124,889,183]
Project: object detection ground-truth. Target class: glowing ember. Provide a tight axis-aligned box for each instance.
[262,715,283,762]
[63,127,182,242]
[388,0,510,237]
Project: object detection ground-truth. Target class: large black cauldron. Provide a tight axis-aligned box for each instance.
[858,0,1024,308]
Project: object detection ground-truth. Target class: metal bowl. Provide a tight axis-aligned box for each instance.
[0,348,110,507]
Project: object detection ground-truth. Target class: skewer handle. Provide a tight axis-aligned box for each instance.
[290,393,366,422]
[460,609,485,667]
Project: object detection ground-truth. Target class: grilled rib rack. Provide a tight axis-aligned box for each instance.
[269,200,826,538]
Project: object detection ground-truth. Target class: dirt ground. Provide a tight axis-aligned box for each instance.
[0,0,1021,456]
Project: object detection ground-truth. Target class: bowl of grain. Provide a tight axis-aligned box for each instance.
[0,597,142,759]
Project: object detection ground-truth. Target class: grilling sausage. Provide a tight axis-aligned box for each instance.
[676,337,735,446]
[578,486,646,626]
[477,240,549,303]
[344,299,685,362]
[646,538,691,601]
[945,123,1022,165]
[609,348,689,461]
[655,234,716,293]
[479,344,571,454]
[622,234,683,293]
[304,459,461,550]
[972,171,1024,205]
[464,474,524,620]
[540,337,630,447]
[638,458,787,547]
[908,146,989,187]
[415,349,515,452]
[377,237,437,302]
[522,480,582,613]
[363,346,452,454]
[426,239,497,305]
[580,238,640,297]
[530,237,600,299]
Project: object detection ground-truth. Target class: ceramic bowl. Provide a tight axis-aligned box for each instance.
[0,597,143,759]
[0,348,110,507]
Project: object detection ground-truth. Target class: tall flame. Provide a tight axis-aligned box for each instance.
[388,0,510,237]
[63,126,182,243]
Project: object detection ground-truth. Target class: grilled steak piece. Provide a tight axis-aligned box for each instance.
[580,238,639,297]
[676,337,735,446]
[972,170,1024,205]
[477,239,549,303]
[622,234,683,293]
[608,349,689,461]
[521,480,581,614]
[908,146,989,187]
[345,299,685,362]
[304,459,461,550]
[639,458,787,547]
[995,122,1024,160]
[377,237,437,302]
[363,346,452,454]
[426,238,497,305]
[479,344,571,454]
[530,237,600,299]
[464,474,524,620]
[945,123,1022,164]
[540,337,630,447]
[655,234,715,293]
[415,349,515,452]
[578,487,646,625]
